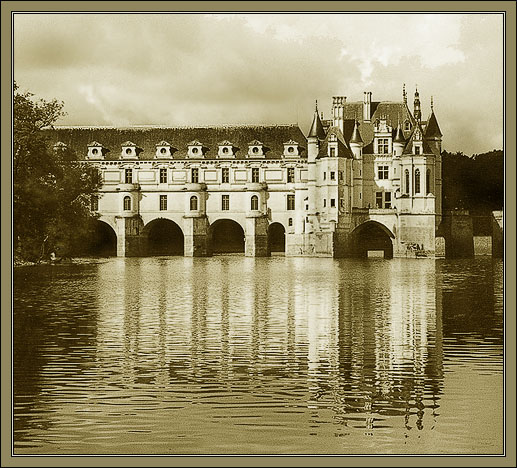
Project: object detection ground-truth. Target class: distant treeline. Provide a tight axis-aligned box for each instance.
[442,149,504,213]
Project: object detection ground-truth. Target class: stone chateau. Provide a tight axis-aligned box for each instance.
[47,87,443,258]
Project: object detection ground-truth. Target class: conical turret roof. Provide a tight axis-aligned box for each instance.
[349,120,363,144]
[394,123,405,143]
[308,102,326,140]
[425,111,442,138]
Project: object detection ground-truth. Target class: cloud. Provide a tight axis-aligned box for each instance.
[13,13,503,154]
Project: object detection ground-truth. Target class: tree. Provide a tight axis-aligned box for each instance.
[13,82,101,262]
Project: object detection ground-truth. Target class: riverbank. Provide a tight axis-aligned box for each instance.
[13,256,109,268]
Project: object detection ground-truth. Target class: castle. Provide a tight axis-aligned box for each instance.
[47,87,443,258]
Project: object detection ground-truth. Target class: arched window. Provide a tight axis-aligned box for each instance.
[123,196,131,211]
[415,169,421,194]
[426,169,431,194]
[251,195,259,211]
[190,195,198,211]
[405,169,410,194]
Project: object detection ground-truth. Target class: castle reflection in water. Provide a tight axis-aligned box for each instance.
[14,256,503,453]
[92,258,445,433]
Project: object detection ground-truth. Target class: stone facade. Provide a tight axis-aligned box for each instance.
[48,89,443,258]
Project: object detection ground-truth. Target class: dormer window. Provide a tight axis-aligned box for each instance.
[155,141,173,159]
[404,120,411,132]
[218,140,235,158]
[328,134,338,157]
[187,140,204,159]
[121,141,138,159]
[87,141,105,160]
[283,140,300,157]
[248,140,264,158]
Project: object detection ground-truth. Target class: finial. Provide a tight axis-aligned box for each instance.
[403,83,407,103]
[321,112,323,119]
[431,96,434,111]
[315,99,318,112]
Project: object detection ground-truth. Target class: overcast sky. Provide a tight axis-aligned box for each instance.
[14,13,503,154]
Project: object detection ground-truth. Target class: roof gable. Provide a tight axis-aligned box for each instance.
[318,126,353,159]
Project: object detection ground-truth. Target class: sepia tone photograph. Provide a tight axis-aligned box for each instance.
[7,3,511,463]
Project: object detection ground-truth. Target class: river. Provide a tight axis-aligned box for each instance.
[13,256,504,455]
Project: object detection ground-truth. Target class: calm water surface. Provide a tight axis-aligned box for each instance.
[13,257,504,455]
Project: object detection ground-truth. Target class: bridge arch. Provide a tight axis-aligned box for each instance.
[209,218,245,254]
[268,222,286,254]
[350,220,395,259]
[143,218,184,256]
[87,220,117,256]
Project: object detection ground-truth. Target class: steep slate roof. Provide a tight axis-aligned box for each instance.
[349,120,363,144]
[43,125,307,160]
[424,111,443,138]
[341,101,415,153]
[308,109,326,140]
[317,126,354,159]
[394,124,405,143]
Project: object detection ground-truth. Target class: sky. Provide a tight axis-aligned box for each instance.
[13,13,504,155]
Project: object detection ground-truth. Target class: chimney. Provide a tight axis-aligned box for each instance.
[363,92,372,122]
[332,96,346,133]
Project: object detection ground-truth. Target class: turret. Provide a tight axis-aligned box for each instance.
[393,123,405,157]
[349,120,363,159]
[308,100,324,162]
[424,97,443,155]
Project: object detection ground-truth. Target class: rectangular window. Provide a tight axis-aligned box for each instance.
[330,147,336,157]
[323,199,327,208]
[339,171,343,180]
[287,194,295,211]
[159,195,167,211]
[287,167,295,183]
[330,171,335,180]
[191,168,199,183]
[90,195,99,211]
[376,192,383,208]
[251,167,260,183]
[323,172,326,180]
[222,194,230,211]
[415,146,421,155]
[288,218,293,227]
[330,198,336,207]
[340,199,345,208]
[378,138,389,154]
[125,168,133,184]
[222,167,230,183]
[159,168,167,184]
[377,165,389,180]
[384,192,392,209]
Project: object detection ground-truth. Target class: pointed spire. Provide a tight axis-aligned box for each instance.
[425,110,442,138]
[350,120,363,144]
[431,95,434,112]
[394,122,405,143]
[308,100,326,140]
[403,83,407,104]
[413,86,422,122]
